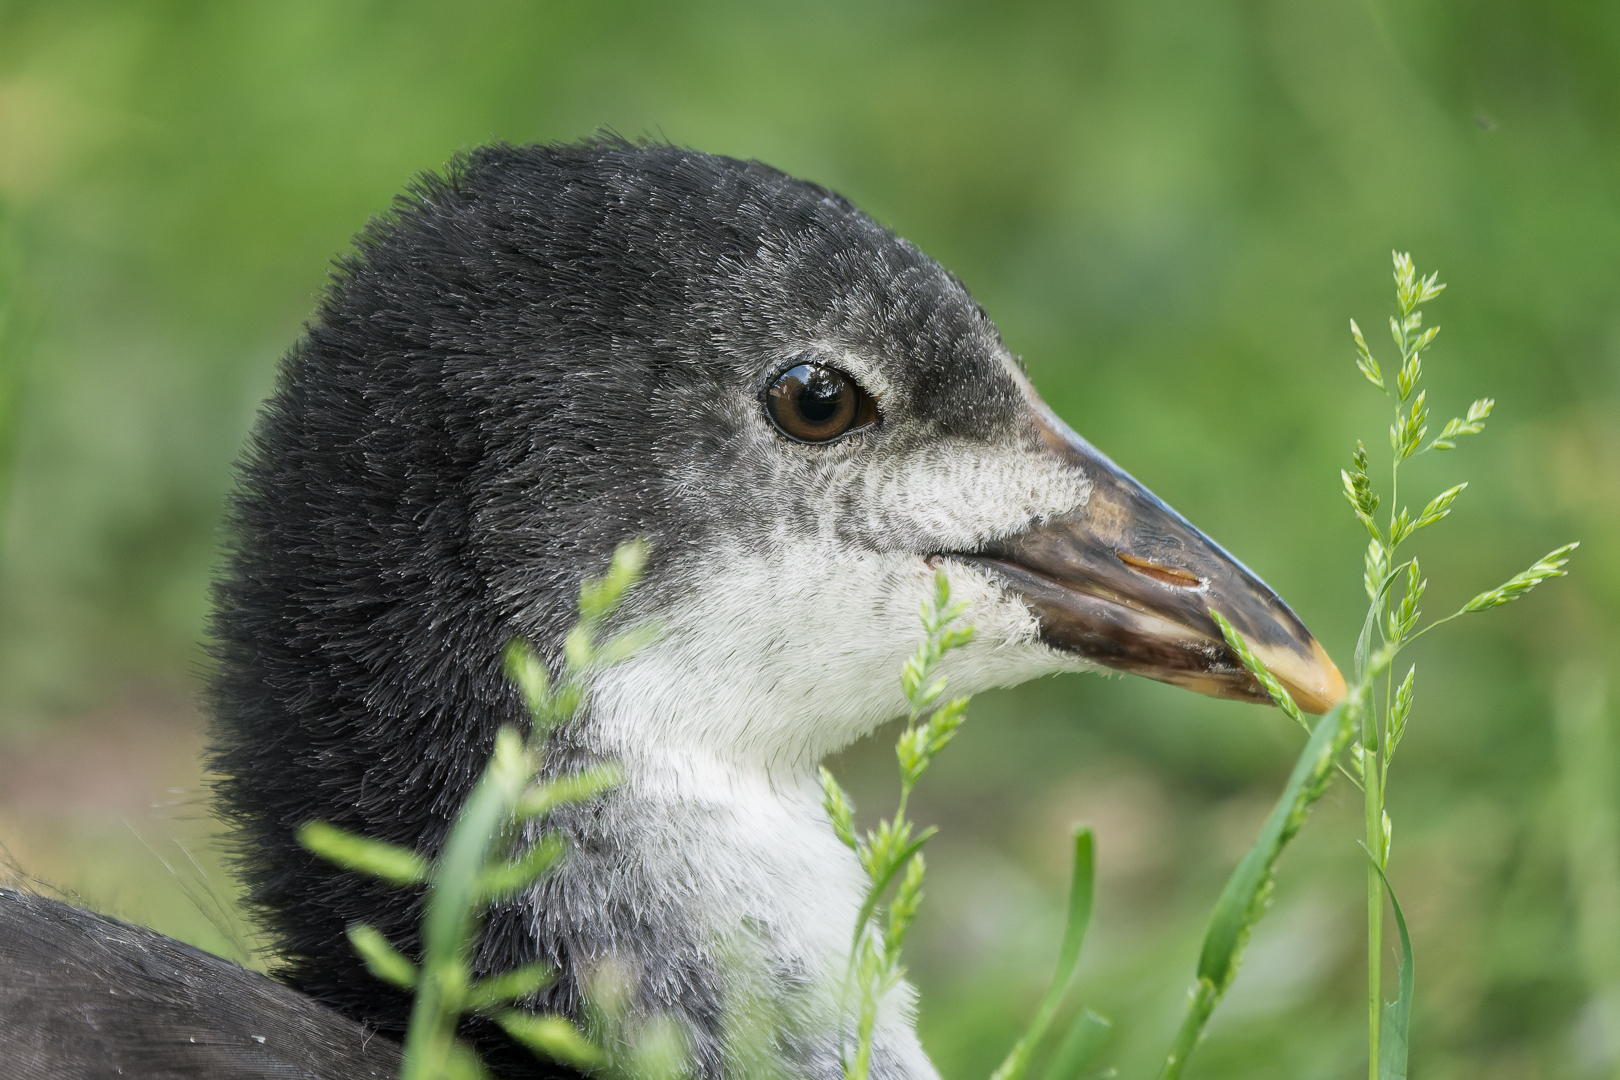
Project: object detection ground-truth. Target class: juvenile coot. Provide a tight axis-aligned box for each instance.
[0,139,1343,1080]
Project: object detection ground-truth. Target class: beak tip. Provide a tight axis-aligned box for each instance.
[1244,633,1346,715]
[1285,639,1348,715]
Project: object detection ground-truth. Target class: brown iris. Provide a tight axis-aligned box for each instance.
[765,363,878,443]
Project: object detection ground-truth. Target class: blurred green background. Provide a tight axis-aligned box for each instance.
[0,2,1615,1077]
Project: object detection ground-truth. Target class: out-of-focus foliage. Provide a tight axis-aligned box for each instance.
[0,198,21,529]
[0,2,1615,1078]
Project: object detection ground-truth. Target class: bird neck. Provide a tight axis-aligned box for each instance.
[535,693,937,1080]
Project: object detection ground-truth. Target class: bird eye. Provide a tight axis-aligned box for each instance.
[765,363,878,444]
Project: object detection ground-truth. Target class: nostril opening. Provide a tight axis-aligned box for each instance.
[1117,552,1203,588]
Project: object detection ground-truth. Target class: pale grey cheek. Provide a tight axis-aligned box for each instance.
[678,424,1089,559]
[827,442,1092,552]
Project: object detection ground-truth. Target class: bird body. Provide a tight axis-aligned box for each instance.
[0,140,1344,1078]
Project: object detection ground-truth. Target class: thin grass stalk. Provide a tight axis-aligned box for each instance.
[990,827,1096,1080]
[1368,858,1413,1080]
[1364,722,1383,1080]
[828,570,974,1080]
[1343,253,1576,1077]
[401,736,528,1080]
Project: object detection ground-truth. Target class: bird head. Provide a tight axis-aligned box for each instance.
[212,140,1343,1020]
[219,139,1344,782]
[419,143,1347,769]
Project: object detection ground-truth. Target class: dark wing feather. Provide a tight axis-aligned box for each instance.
[0,888,402,1079]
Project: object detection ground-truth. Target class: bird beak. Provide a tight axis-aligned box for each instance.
[954,400,1346,714]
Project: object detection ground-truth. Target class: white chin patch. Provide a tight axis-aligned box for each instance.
[588,543,1093,773]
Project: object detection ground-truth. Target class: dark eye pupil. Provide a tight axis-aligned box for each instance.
[797,371,843,423]
[765,362,877,443]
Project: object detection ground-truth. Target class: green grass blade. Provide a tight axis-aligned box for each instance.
[345,923,419,990]
[422,765,519,963]
[495,1011,608,1071]
[298,821,429,885]
[1159,696,1356,1079]
[402,728,533,1080]
[1038,1009,1111,1080]
[991,827,1096,1080]
[516,764,623,818]
[465,962,558,1010]
[1210,610,1304,727]
[1197,699,1351,988]
[442,1040,496,1080]
[1158,979,1219,1080]
[476,834,565,901]
[1370,860,1413,1080]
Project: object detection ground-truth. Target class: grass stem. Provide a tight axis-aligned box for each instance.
[1364,745,1383,1080]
